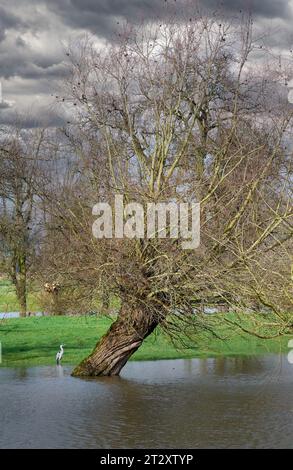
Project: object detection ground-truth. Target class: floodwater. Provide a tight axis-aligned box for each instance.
[0,312,43,319]
[0,312,21,319]
[0,356,292,449]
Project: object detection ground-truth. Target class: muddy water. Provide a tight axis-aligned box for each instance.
[0,356,292,448]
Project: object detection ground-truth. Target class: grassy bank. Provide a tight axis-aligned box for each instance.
[0,279,40,313]
[0,315,290,367]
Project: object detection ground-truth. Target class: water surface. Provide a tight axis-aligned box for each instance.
[0,356,292,449]
[0,312,43,319]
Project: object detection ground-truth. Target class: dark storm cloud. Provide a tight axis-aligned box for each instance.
[202,0,291,19]
[47,0,177,38]
[0,6,25,42]
[0,0,292,127]
[15,36,27,47]
[47,0,292,35]
[0,106,66,127]
[0,54,68,80]
[0,101,11,109]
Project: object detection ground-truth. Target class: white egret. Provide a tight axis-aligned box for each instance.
[56,344,64,364]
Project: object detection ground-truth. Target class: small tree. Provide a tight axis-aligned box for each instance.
[0,125,45,316]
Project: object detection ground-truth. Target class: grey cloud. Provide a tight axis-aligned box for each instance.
[47,0,292,36]
[0,0,291,83]
[0,55,68,80]
[15,36,26,47]
[47,0,181,37]
[0,101,12,109]
[202,0,292,19]
[0,32,68,80]
[1,1,292,83]
[0,106,67,128]
[0,0,292,127]
[0,30,6,43]
[0,6,26,42]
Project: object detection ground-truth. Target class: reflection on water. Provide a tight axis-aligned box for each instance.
[0,312,21,319]
[0,312,43,319]
[0,356,292,449]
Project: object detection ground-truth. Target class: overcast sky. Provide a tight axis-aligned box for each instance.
[0,0,292,127]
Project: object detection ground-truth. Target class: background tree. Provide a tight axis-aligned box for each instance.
[0,125,46,316]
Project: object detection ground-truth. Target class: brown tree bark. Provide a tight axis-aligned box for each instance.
[72,302,160,377]
[101,288,110,315]
[16,273,27,317]
[12,254,27,317]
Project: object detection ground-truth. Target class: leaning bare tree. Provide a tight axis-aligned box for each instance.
[50,13,292,375]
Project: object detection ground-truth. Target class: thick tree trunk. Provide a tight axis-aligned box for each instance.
[14,256,27,317]
[72,303,160,377]
[101,288,110,314]
[16,275,27,317]
[52,291,62,316]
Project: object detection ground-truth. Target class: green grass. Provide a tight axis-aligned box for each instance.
[0,279,40,313]
[0,315,291,368]
[0,278,120,314]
